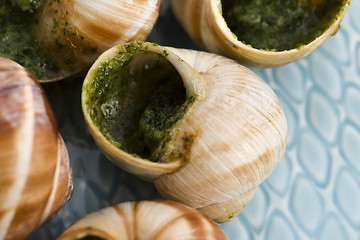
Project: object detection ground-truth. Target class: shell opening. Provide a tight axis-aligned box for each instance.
[219,0,347,51]
[84,49,196,163]
[76,236,106,240]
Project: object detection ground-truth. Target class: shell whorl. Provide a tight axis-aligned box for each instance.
[81,42,287,222]
[0,57,73,240]
[57,200,228,240]
[153,48,287,222]
[36,0,162,81]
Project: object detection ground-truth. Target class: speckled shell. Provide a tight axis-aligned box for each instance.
[36,0,162,82]
[82,42,287,222]
[0,57,73,240]
[57,200,228,240]
[170,0,350,67]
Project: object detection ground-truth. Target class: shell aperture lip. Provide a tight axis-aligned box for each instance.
[84,48,197,163]
[82,41,203,181]
[221,0,346,51]
[170,0,350,67]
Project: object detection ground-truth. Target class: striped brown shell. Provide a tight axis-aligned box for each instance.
[57,200,228,240]
[170,0,350,67]
[0,57,73,240]
[81,41,287,222]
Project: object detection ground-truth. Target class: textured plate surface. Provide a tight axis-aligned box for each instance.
[30,1,360,239]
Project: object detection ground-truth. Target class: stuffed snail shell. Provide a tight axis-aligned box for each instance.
[81,41,287,222]
[0,0,162,82]
[170,0,350,67]
[0,57,73,240]
[57,200,228,240]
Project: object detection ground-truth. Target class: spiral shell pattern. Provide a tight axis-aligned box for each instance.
[82,41,287,222]
[57,200,228,240]
[0,57,73,240]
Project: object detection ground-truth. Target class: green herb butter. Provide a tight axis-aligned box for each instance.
[9,0,44,13]
[222,0,344,51]
[85,49,196,162]
[0,0,59,79]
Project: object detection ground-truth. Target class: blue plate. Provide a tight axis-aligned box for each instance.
[30,1,360,239]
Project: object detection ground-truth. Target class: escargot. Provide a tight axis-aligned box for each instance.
[0,57,73,240]
[170,0,350,67]
[57,200,228,240]
[0,0,162,82]
[81,41,287,222]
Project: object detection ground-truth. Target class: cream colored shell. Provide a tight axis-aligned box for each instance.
[36,0,162,82]
[170,0,350,67]
[82,41,288,222]
[57,200,228,240]
[0,57,73,240]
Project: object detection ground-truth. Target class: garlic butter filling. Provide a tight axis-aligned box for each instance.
[84,48,196,162]
[222,0,345,51]
[0,0,59,79]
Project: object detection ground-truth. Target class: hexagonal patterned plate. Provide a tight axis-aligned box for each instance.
[30,1,360,239]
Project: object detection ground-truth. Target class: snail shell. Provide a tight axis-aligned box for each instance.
[36,0,162,82]
[170,0,350,67]
[2,0,162,82]
[57,200,228,240]
[81,41,287,222]
[0,57,73,240]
